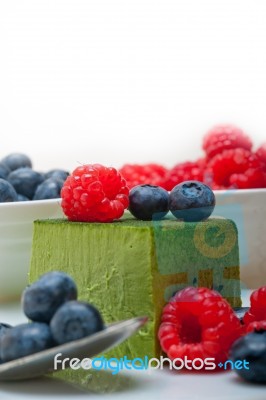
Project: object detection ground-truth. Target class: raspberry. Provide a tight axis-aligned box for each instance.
[119,163,168,190]
[61,164,129,222]
[207,148,261,186]
[203,125,252,160]
[229,168,266,189]
[163,160,205,191]
[256,143,266,167]
[246,320,266,334]
[250,286,266,310]
[243,287,266,325]
[158,287,242,368]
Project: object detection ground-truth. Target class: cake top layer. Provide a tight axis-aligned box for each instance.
[35,215,237,231]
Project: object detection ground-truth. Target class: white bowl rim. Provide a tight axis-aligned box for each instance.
[0,198,62,209]
[214,188,266,196]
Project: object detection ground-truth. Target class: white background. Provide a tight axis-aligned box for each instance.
[0,0,266,172]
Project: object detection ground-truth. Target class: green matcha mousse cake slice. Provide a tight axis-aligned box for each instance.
[29,216,241,359]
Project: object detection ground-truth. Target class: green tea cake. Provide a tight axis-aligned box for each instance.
[29,216,241,359]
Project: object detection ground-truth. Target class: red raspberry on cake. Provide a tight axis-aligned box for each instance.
[163,159,205,191]
[243,287,266,326]
[158,287,243,368]
[61,164,129,222]
[203,125,253,160]
[119,163,168,190]
[206,148,262,187]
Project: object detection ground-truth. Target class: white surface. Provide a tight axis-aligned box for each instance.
[0,199,64,300]
[0,291,265,399]
[0,1,266,170]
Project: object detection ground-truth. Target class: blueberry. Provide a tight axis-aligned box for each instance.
[17,194,30,202]
[8,168,44,199]
[22,271,78,323]
[0,323,12,364]
[0,179,18,202]
[230,330,266,384]
[169,181,215,222]
[0,163,10,180]
[50,301,104,345]
[129,184,169,220]
[0,323,12,339]
[1,153,32,171]
[33,178,64,200]
[0,323,54,362]
[45,169,69,182]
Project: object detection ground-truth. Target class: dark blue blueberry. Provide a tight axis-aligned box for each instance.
[169,181,215,222]
[8,168,44,199]
[0,163,10,180]
[0,323,12,339]
[230,330,266,384]
[0,323,12,364]
[45,169,69,182]
[50,301,104,345]
[0,323,54,362]
[0,179,18,202]
[33,178,64,200]
[17,194,30,202]
[129,184,169,220]
[1,153,32,171]
[22,271,78,323]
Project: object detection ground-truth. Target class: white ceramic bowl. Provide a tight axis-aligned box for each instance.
[0,199,64,301]
[215,188,266,289]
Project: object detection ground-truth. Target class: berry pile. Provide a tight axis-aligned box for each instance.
[163,160,205,191]
[0,271,104,363]
[203,125,253,160]
[61,164,129,222]
[0,153,69,202]
[119,164,168,190]
[120,125,266,190]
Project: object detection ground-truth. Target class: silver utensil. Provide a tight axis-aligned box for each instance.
[0,316,148,381]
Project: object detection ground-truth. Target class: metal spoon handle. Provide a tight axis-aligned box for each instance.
[0,316,148,381]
